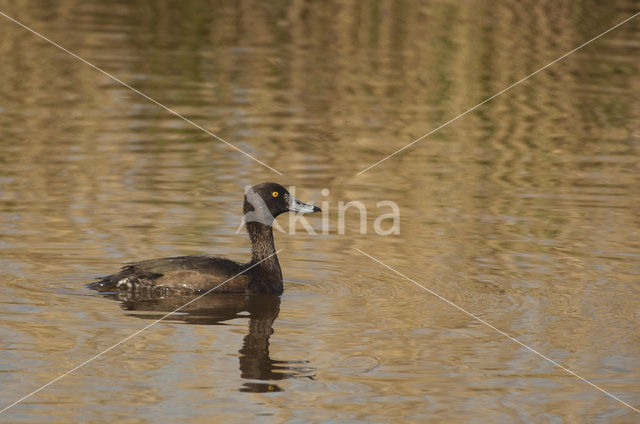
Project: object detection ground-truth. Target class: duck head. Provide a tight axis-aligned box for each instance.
[243,182,321,225]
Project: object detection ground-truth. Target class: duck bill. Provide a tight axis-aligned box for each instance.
[289,197,321,214]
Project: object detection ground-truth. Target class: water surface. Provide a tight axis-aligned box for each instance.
[1,1,639,422]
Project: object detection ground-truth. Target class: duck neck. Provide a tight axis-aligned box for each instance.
[246,221,283,294]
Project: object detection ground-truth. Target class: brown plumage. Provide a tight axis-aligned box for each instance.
[89,183,320,295]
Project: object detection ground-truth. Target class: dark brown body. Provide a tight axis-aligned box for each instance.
[90,183,318,295]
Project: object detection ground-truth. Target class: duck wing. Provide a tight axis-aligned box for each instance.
[90,256,250,293]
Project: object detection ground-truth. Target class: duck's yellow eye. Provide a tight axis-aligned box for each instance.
[272,191,279,197]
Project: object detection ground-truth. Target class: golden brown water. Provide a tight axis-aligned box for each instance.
[1,1,639,422]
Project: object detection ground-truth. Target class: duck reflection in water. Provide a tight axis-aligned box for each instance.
[100,291,316,393]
